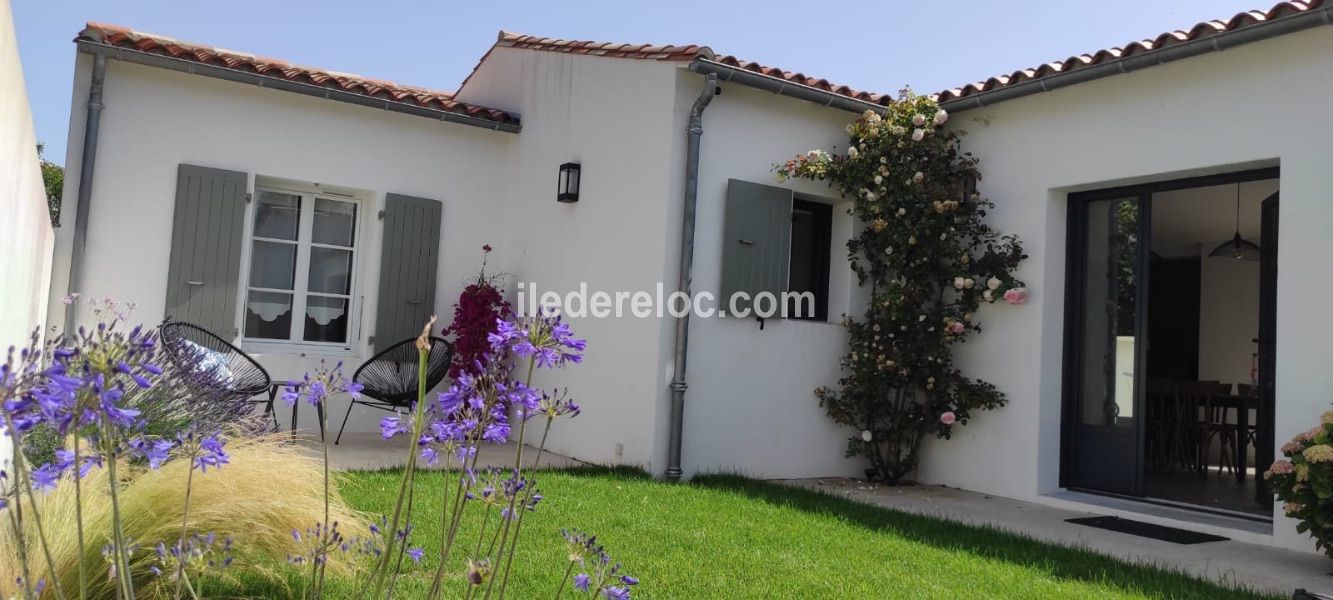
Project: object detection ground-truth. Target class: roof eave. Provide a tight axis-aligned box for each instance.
[938,2,1333,111]
[689,58,890,115]
[76,39,522,134]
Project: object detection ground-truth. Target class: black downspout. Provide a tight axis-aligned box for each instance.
[65,51,107,332]
[665,73,718,482]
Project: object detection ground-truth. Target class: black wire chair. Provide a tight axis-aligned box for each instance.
[159,321,276,427]
[336,336,453,445]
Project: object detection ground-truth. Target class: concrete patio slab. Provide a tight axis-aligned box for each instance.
[782,477,1332,597]
[294,431,583,471]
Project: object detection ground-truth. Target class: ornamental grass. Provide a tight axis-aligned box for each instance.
[0,433,361,599]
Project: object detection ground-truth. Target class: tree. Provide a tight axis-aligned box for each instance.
[778,93,1027,483]
[37,143,63,226]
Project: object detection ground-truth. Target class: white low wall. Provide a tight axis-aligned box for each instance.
[0,0,55,465]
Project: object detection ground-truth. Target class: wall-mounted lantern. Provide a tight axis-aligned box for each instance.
[557,162,581,203]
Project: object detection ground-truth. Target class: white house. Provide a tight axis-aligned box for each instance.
[47,1,1333,553]
[0,0,56,466]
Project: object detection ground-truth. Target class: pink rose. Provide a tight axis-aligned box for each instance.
[1003,288,1028,305]
[948,322,965,334]
[940,411,956,425]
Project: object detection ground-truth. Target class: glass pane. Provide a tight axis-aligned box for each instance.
[1080,197,1139,427]
[313,198,356,247]
[249,241,296,290]
[254,192,301,240]
[308,247,352,294]
[245,291,292,340]
[304,295,348,343]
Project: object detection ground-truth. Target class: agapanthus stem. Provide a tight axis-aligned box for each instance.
[103,428,136,600]
[21,483,69,600]
[5,412,65,600]
[72,433,89,600]
[553,561,575,600]
[426,460,471,600]
[482,357,537,600]
[314,406,331,600]
[368,348,428,599]
[493,417,554,599]
[385,481,416,600]
[174,461,196,600]
[4,426,35,600]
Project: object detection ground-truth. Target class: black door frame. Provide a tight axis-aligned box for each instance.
[1060,166,1280,497]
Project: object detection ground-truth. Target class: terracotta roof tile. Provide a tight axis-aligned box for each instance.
[77,0,1328,128]
[76,22,519,127]
[709,55,893,107]
[493,31,711,62]
[933,0,1327,103]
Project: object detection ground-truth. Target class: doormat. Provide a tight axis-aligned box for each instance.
[1065,516,1229,544]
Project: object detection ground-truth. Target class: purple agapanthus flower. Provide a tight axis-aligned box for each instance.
[481,422,509,444]
[573,573,591,592]
[30,463,62,492]
[129,437,176,469]
[604,586,631,600]
[380,416,409,439]
[195,434,229,472]
[406,547,424,563]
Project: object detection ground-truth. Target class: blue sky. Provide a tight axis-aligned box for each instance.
[16,0,1268,164]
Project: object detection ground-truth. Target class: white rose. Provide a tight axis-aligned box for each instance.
[912,128,925,142]
[896,207,906,216]
[987,277,1002,290]
[963,278,975,289]
[983,290,994,302]
[873,175,883,185]
[861,430,873,442]
[847,146,859,159]
[934,109,948,125]
[953,277,965,290]
[912,114,926,126]
[912,171,924,183]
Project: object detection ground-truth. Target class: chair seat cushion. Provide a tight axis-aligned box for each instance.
[181,340,236,388]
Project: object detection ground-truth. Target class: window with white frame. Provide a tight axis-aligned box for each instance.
[244,189,359,346]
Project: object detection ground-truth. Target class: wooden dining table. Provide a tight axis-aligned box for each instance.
[1211,392,1272,482]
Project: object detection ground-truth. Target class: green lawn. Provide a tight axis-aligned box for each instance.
[210,466,1280,599]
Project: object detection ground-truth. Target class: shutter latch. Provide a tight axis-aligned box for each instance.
[378,210,386,220]
[245,192,252,204]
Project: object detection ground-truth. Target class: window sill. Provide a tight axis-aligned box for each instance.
[240,339,362,359]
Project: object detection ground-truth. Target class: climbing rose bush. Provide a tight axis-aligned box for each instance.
[1268,410,1333,557]
[779,92,1027,484]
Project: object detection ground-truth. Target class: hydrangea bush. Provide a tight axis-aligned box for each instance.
[779,94,1027,483]
[1267,411,1333,556]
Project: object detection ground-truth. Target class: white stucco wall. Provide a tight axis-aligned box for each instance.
[50,56,514,433]
[0,0,54,468]
[917,26,1333,552]
[676,73,865,479]
[458,48,683,471]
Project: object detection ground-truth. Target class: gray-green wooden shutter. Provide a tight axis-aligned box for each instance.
[164,164,249,337]
[719,179,793,316]
[374,193,442,349]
